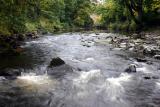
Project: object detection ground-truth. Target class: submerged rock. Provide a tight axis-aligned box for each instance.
[124,64,136,73]
[154,55,160,60]
[47,64,73,77]
[152,76,159,79]
[83,44,91,47]
[143,75,159,80]
[144,76,151,80]
[0,69,21,77]
[135,57,147,62]
[49,57,65,67]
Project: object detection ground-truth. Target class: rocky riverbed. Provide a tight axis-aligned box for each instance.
[0,31,39,55]
[0,32,160,107]
[101,31,160,61]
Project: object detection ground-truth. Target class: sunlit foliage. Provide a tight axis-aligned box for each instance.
[93,0,160,31]
[0,0,93,35]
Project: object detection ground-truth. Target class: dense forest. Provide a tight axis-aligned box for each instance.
[0,0,159,35]
[94,0,160,32]
[0,0,93,35]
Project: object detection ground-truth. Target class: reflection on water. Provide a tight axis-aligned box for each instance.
[0,33,160,107]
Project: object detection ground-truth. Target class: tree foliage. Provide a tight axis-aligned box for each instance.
[0,0,93,35]
[93,0,160,31]
[0,0,159,35]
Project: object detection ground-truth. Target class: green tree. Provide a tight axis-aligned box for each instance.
[116,0,143,29]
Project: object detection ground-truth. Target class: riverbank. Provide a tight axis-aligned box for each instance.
[0,26,159,56]
[104,26,160,60]
[0,31,39,55]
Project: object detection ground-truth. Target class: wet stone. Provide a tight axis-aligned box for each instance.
[0,69,21,77]
[154,55,160,60]
[49,57,65,67]
[26,31,39,39]
[144,76,151,80]
[146,61,153,65]
[77,68,81,71]
[132,33,139,39]
[95,33,100,35]
[142,74,159,80]
[143,46,160,55]
[82,44,91,47]
[124,64,136,73]
[152,76,159,79]
[119,43,127,48]
[135,58,147,62]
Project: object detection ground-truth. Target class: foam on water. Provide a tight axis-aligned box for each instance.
[105,73,132,101]
[74,70,102,84]
[71,70,132,107]
[15,74,58,94]
[156,81,160,89]
[17,73,56,87]
[85,58,95,61]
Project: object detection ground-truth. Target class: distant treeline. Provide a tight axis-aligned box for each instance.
[94,0,160,32]
[0,0,160,35]
[0,0,93,35]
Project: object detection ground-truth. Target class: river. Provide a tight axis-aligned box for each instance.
[0,32,160,107]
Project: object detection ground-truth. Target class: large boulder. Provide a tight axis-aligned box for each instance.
[47,57,73,77]
[49,57,65,67]
[124,64,136,73]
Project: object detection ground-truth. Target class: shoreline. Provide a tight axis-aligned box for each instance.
[0,26,159,56]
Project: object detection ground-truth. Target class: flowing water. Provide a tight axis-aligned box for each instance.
[0,33,160,107]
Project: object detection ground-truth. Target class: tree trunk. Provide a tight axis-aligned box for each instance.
[124,0,144,32]
[137,0,143,32]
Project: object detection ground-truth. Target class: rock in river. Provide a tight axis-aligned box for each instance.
[143,75,159,80]
[124,64,136,73]
[135,57,147,62]
[48,57,73,77]
[154,55,160,60]
[0,69,21,77]
[144,76,151,80]
[49,57,65,67]
[143,45,160,55]
[152,75,159,79]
